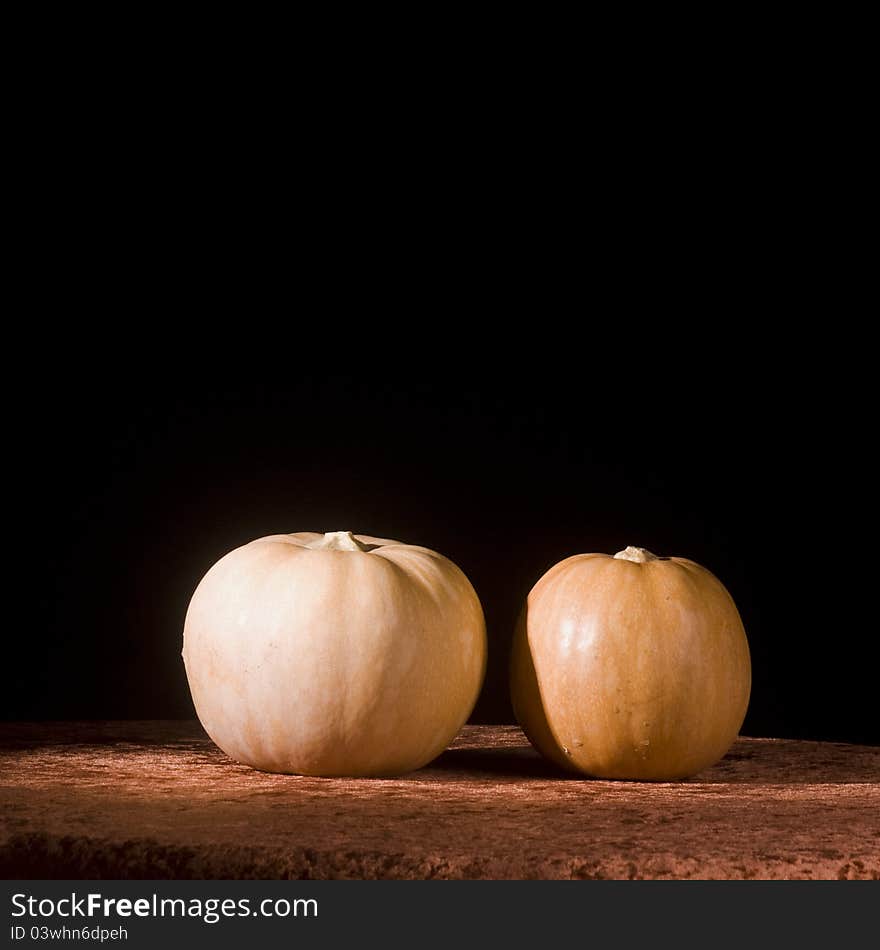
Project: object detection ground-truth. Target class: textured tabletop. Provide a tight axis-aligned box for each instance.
[1,722,877,880]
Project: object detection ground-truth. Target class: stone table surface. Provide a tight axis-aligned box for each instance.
[1,722,877,880]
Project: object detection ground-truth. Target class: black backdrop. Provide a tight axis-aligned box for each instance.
[12,321,877,746]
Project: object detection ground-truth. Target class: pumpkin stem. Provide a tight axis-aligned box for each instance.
[308,531,372,552]
[613,546,660,563]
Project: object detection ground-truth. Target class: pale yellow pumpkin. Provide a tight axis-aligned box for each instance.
[510,546,751,780]
[183,531,486,776]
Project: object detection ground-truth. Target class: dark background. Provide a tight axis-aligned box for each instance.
[11,311,876,745]
[4,0,875,750]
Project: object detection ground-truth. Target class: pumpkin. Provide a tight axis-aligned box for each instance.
[183,531,487,776]
[510,546,751,780]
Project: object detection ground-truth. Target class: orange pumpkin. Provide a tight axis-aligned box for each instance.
[510,546,751,779]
